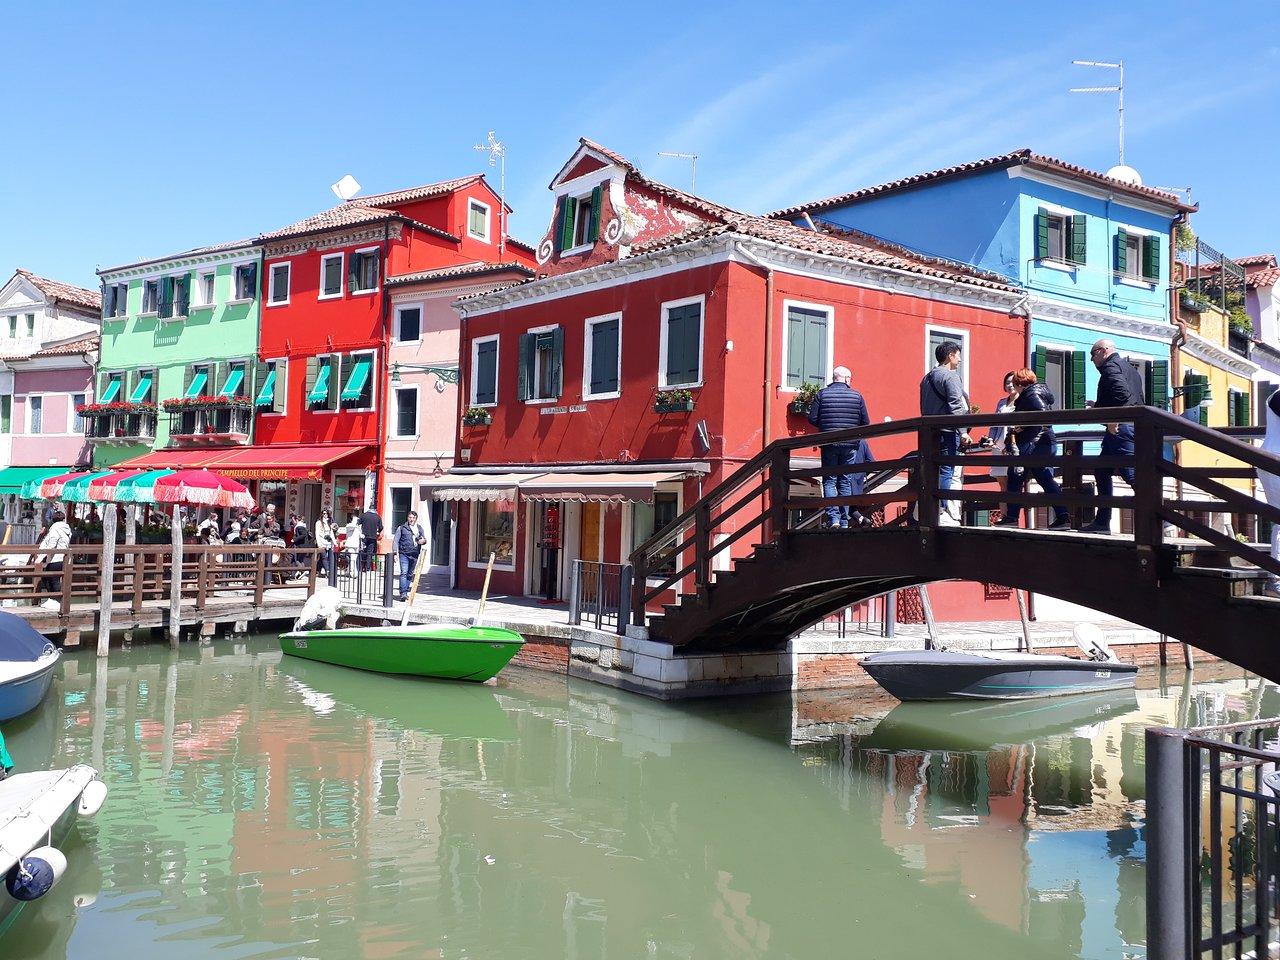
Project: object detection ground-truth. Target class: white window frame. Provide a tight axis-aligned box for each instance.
[386,484,416,533]
[230,262,257,303]
[141,279,159,315]
[657,294,706,391]
[350,246,380,296]
[267,261,291,306]
[194,270,216,309]
[310,353,340,415]
[390,384,419,439]
[558,192,598,257]
[924,324,970,389]
[469,500,517,570]
[467,199,492,243]
[26,394,44,435]
[582,312,623,401]
[470,334,500,408]
[262,357,287,416]
[779,299,835,393]
[319,252,344,300]
[394,302,424,344]
[23,313,35,337]
[525,323,562,404]
[69,392,86,433]
[132,366,157,405]
[341,348,378,413]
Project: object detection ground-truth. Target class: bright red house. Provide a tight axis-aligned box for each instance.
[433,139,1030,622]
[218,176,534,525]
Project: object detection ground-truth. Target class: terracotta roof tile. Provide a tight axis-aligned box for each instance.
[767,148,1195,218]
[355,174,485,208]
[258,204,458,244]
[13,268,101,311]
[31,334,98,357]
[386,261,536,286]
[1247,266,1280,289]
[579,138,748,224]
[1236,253,1277,267]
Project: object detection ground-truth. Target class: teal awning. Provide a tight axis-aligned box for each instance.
[219,368,245,398]
[128,374,152,403]
[255,368,276,408]
[306,364,331,405]
[340,357,372,402]
[185,370,208,398]
[0,467,66,497]
[99,378,121,403]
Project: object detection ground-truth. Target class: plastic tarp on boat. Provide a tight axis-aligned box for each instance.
[0,609,50,662]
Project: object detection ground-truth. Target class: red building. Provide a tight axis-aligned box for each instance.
[233,175,534,524]
[431,140,1030,622]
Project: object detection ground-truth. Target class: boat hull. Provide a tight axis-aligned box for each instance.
[279,624,524,682]
[861,649,1138,702]
[0,653,59,723]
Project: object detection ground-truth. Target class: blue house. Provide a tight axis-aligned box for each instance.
[770,150,1196,410]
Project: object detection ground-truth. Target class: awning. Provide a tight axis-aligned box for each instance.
[128,374,153,403]
[255,368,277,408]
[0,467,68,497]
[340,357,371,402]
[99,378,122,403]
[185,370,209,397]
[306,365,331,405]
[219,368,245,398]
[197,443,373,481]
[421,473,535,502]
[518,471,685,504]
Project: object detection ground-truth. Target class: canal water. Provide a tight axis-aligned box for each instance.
[1,636,1272,959]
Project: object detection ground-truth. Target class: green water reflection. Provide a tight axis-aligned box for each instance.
[1,639,1271,959]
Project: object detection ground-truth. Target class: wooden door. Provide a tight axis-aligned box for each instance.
[579,502,601,563]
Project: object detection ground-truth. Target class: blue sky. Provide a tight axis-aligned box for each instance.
[6,1,1278,289]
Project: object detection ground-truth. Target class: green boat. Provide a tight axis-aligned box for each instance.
[279,623,525,682]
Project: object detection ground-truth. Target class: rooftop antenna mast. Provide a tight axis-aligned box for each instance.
[474,131,507,257]
[658,151,698,192]
[1071,59,1125,166]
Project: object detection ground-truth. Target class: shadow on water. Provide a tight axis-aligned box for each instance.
[0,636,1273,960]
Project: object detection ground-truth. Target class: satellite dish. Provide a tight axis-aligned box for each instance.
[1072,622,1116,662]
[1106,164,1143,186]
[330,174,361,201]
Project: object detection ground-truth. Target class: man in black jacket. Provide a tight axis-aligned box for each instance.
[358,506,383,572]
[1083,339,1146,533]
[807,365,872,529]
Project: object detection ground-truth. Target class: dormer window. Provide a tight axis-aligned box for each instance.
[556,186,602,253]
[468,199,491,242]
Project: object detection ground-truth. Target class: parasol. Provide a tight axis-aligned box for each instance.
[60,471,114,503]
[107,469,174,504]
[85,470,149,503]
[152,470,255,510]
[35,471,91,500]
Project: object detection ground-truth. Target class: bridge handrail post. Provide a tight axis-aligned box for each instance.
[694,501,712,598]
[916,424,939,528]
[1133,413,1165,569]
[768,447,790,543]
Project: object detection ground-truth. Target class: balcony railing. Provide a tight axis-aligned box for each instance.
[82,408,158,442]
[166,406,252,444]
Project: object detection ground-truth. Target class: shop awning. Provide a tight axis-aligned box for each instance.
[117,448,226,471]
[421,473,536,502]
[340,357,371,402]
[255,368,277,408]
[219,368,244,398]
[518,471,685,504]
[185,370,209,397]
[128,373,152,404]
[99,378,122,403]
[198,443,373,481]
[0,467,68,497]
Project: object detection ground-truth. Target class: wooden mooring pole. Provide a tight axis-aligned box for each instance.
[97,505,117,658]
[169,505,183,648]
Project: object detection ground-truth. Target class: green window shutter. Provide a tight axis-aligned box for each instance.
[1199,402,1209,427]
[550,327,564,396]
[587,186,602,243]
[101,283,112,319]
[558,198,575,252]
[1148,360,1169,409]
[1069,350,1087,410]
[1242,391,1251,426]
[517,333,533,401]
[305,355,319,403]
[159,276,174,318]
[1032,345,1047,383]
[348,254,360,293]
[476,341,498,404]
[215,361,229,396]
[274,359,287,413]
[176,276,189,315]
[182,364,193,396]
[1034,207,1049,260]
[1230,391,1240,426]
[1070,215,1087,264]
[785,310,804,388]
[666,305,701,385]
[590,320,619,394]
[1143,234,1161,280]
[246,263,258,299]
[804,310,827,386]
[1115,229,1128,274]
[552,196,567,253]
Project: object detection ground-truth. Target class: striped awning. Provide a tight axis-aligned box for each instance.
[420,473,535,502]
[517,471,684,504]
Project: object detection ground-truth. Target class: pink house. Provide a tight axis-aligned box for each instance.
[383,261,533,580]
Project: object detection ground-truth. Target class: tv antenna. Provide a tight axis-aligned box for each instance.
[658,151,698,192]
[474,131,507,257]
[1071,59,1125,166]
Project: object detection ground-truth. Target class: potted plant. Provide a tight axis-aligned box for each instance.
[462,406,492,426]
[162,394,251,412]
[1229,310,1253,336]
[1176,223,1196,252]
[654,388,695,413]
[1180,290,1210,314]
[788,381,821,416]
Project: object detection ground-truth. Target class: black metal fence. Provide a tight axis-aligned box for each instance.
[329,549,396,608]
[569,560,632,634]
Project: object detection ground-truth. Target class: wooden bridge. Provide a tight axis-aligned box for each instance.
[630,406,1280,682]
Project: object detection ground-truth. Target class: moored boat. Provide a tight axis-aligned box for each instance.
[280,623,525,682]
[861,648,1138,702]
[0,611,60,723]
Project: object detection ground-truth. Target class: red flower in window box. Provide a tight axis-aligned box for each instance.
[162,395,251,411]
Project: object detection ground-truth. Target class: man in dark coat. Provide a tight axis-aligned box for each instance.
[358,506,383,572]
[1082,339,1146,533]
[807,365,872,529]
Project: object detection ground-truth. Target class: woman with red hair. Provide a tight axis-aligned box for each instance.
[995,369,1072,530]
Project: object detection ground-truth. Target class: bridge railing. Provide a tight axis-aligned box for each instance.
[629,406,1280,628]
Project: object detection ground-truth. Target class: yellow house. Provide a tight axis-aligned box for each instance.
[1175,298,1259,530]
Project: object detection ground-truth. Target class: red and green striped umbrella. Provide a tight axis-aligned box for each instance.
[152,470,255,510]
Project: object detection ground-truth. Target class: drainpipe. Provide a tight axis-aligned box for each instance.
[374,220,392,513]
[1170,212,1189,496]
[734,241,775,450]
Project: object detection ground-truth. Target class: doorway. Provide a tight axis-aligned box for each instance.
[579,502,602,563]
[300,482,322,525]
[530,501,562,601]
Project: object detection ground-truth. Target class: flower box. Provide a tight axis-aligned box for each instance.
[462,408,492,426]
[77,401,158,416]
[654,390,695,414]
[162,394,252,412]
[1180,293,1209,314]
[788,400,811,416]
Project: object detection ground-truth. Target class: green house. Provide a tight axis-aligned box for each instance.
[92,241,262,467]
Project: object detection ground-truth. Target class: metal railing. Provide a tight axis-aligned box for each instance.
[167,406,252,440]
[328,550,395,608]
[84,412,157,441]
[1148,721,1280,959]
[569,560,632,634]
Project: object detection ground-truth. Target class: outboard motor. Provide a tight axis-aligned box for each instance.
[5,846,67,901]
[1073,623,1118,663]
